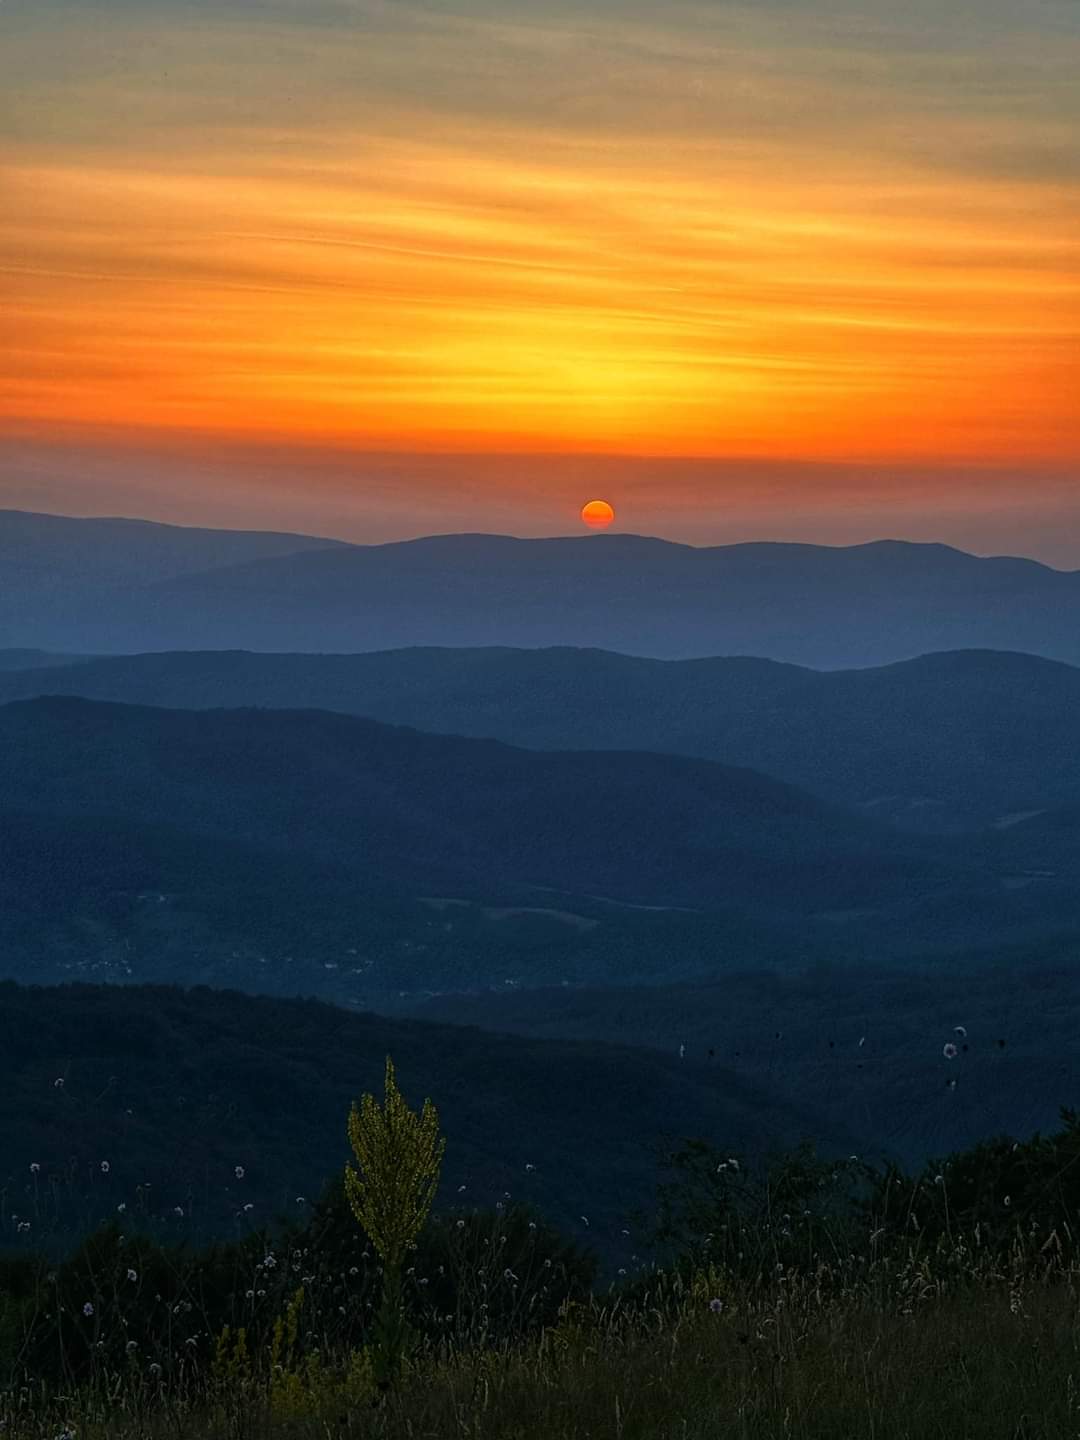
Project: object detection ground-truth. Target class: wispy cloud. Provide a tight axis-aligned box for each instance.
[1,0,1077,477]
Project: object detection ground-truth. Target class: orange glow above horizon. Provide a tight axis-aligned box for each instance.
[2,4,1078,471]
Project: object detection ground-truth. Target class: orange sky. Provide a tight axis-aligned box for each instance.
[2,0,1078,544]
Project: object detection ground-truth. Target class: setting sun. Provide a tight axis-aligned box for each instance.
[581,499,616,530]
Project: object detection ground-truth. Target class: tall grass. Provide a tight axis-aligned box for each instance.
[6,1098,1080,1437]
[3,1224,1079,1438]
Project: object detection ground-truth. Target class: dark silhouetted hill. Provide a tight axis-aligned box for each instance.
[4,646,1078,827]
[0,695,947,914]
[0,981,837,1247]
[411,945,1080,1170]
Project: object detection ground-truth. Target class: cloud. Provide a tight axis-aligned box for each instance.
[1,0,1077,469]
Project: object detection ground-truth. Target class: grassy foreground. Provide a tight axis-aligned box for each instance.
[7,1075,1080,1437]
[3,1255,1079,1439]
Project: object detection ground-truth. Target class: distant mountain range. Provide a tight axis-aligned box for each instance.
[3,645,1079,828]
[5,509,1080,666]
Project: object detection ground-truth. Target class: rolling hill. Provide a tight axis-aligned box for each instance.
[0,696,949,914]
[0,509,342,651]
[0,981,840,1251]
[411,947,1080,1170]
[6,512,1080,666]
[4,645,1078,827]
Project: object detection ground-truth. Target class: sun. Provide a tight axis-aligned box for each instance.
[581,499,615,530]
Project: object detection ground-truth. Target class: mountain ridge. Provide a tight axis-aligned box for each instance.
[2,644,1077,827]
[5,510,1080,664]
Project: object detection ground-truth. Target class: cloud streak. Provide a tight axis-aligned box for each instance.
[1,0,1078,528]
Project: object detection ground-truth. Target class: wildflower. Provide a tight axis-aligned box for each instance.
[727,1158,740,1171]
[116,1203,126,1213]
[149,1363,162,1377]
[934,1175,945,1186]
[943,1043,958,1060]
[29,1162,40,1174]
[243,1202,254,1213]
[82,1302,94,1318]
[17,1221,30,1234]
[234,1166,245,1180]
[53,1078,64,1089]
[580,1215,590,1227]
[525,1163,536,1172]
[245,1290,255,1299]
[126,1269,138,1283]
[1004,1195,1012,1207]
[709,1298,724,1314]
[954,1026,967,1039]
[100,1161,110,1174]
[173,1206,184,1218]
[295,1196,306,1206]
[456,1219,465,1229]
